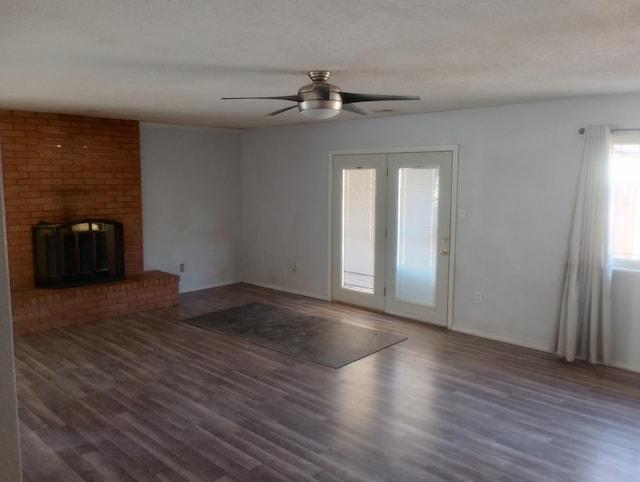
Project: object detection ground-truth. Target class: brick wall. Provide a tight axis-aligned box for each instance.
[0,110,179,335]
[0,110,143,289]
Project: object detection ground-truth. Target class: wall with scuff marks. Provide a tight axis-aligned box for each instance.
[239,93,640,373]
[135,95,640,374]
[140,123,241,293]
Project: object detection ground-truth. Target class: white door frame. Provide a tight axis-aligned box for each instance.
[328,146,458,330]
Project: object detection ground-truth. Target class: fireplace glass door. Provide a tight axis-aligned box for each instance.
[33,219,125,288]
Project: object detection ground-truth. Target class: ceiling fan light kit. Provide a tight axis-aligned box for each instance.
[299,105,341,119]
[222,71,419,120]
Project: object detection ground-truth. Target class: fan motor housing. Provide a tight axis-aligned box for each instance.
[298,82,342,114]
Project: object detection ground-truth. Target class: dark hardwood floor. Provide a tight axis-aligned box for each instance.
[14,283,640,481]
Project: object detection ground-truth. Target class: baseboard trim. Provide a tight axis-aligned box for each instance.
[451,325,551,354]
[179,279,242,294]
[240,281,329,302]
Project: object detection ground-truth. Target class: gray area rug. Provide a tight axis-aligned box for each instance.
[183,302,407,368]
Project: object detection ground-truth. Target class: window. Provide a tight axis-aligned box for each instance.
[611,133,640,269]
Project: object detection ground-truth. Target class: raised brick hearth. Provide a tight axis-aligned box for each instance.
[11,271,179,335]
[0,110,179,335]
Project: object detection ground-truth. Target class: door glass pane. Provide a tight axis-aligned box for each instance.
[395,167,439,306]
[342,168,376,293]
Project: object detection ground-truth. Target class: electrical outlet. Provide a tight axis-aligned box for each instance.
[474,291,482,303]
[180,263,185,272]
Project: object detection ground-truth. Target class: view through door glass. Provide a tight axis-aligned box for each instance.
[341,168,376,293]
[395,166,439,306]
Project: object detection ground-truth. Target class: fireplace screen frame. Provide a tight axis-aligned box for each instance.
[32,219,125,288]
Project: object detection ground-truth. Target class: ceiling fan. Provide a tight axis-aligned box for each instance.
[221,71,420,119]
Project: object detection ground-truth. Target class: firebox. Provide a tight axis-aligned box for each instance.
[32,219,125,288]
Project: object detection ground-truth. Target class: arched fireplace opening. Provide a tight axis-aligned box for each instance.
[32,219,125,289]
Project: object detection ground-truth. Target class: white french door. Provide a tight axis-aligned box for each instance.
[331,149,455,326]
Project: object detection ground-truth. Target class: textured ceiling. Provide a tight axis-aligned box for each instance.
[1,0,640,129]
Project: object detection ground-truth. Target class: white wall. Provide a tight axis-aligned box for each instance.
[140,123,242,293]
[240,93,640,372]
[0,152,23,480]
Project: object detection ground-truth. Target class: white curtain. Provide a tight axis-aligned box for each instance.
[556,125,612,364]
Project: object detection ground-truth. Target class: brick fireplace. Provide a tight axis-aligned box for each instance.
[0,110,179,335]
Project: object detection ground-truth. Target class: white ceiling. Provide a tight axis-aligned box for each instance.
[1,0,640,130]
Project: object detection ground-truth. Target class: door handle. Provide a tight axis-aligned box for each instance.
[440,248,449,255]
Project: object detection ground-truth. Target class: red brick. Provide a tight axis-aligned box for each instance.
[13,324,29,336]
[1,110,143,290]
[28,323,54,334]
[2,111,173,336]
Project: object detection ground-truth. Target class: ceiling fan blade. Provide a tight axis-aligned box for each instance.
[311,83,331,100]
[221,95,300,102]
[341,92,420,104]
[342,103,371,116]
[266,104,299,117]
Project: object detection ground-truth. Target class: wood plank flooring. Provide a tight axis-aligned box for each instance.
[14,283,640,481]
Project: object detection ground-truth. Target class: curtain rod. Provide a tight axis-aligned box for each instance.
[579,128,640,135]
